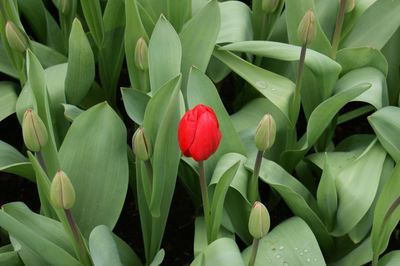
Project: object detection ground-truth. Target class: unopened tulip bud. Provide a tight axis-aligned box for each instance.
[343,0,355,13]
[297,9,316,45]
[59,0,71,14]
[134,37,148,71]
[132,126,152,161]
[254,114,276,151]
[5,21,28,53]
[248,201,270,239]
[262,0,279,14]
[22,109,48,152]
[50,170,76,210]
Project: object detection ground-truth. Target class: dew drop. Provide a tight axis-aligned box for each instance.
[304,249,308,253]
[294,247,298,250]
[256,81,267,89]
[313,258,317,262]
[299,252,303,256]
[283,262,289,266]
[276,255,281,259]
[306,258,311,262]
[279,246,284,250]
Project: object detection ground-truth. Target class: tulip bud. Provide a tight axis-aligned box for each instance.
[248,201,270,239]
[50,170,76,210]
[342,0,355,13]
[5,21,28,53]
[254,114,276,151]
[262,0,279,14]
[59,0,71,14]
[134,37,148,71]
[297,9,316,45]
[22,109,48,152]
[132,126,152,161]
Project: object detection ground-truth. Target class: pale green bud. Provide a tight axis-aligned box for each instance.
[262,0,279,14]
[134,37,148,71]
[343,0,355,13]
[254,114,276,151]
[132,126,152,161]
[5,21,28,53]
[22,109,48,152]
[297,9,316,45]
[248,201,270,239]
[50,170,76,210]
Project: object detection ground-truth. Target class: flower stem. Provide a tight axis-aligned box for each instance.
[65,209,92,266]
[331,0,347,59]
[290,44,307,126]
[37,150,48,177]
[248,151,264,204]
[144,160,153,189]
[248,238,260,266]
[199,161,211,243]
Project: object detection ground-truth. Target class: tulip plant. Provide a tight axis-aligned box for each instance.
[0,0,400,265]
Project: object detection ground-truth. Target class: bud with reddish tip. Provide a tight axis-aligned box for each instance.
[262,0,279,14]
[254,114,276,151]
[134,37,149,71]
[132,126,152,161]
[343,0,355,13]
[248,201,270,239]
[50,170,76,210]
[22,109,48,152]
[5,21,28,53]
[297,9,316,45]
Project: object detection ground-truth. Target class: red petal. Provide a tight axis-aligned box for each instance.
[178,108,198,156]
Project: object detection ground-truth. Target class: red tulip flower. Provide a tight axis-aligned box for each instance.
[178,104,221,161]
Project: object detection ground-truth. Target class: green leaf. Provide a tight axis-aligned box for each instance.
[0,140,34,181]
[336,47,388,76]
[187,67,245,179]
[31,41,67,69]
[62,104,83,122]
[0,40,18,78]
[0,204,82,266]
[64,19,95,105]
[217,1,252,43]
[332,139,387,236]
[80,0,104,48]
[379,250,400,266]
[342,0,400,49]
[210,161,240,242]
[149,249,164,266]
[121,87,150,125]
[0,249,22,266]
[179,0,220,99]
[213,48,295,124]
[245,158,334,253]
[89,225,123,266]
[148,15,181,93]
[382,27,400,105]
[329,236,373,266]
[59,103,129,237]
[242,217,326,266]
[191,238,245,266]
[369,106,400,162]
[167,0,191,32]
[0,81,17,122]
[113,234,143,266]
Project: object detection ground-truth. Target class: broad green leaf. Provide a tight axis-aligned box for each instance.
[210,161,240,242]
[59,103,129,237]
[0,249,22,266]
[149,249,164,266]
[89,225,122,266]
[213,48,295,125]
[113,234,143,266]
[64,19,95,105]
[31,41,67,69]
[369,106,400,162]
[62,104,84,122]
[0,82,17,122]
[0,40,18,78]
[334,67,388,110]
[382,26,400,105]
[242,217,326,266]
[371,163,400,261]
[379,250,400,266]
[179,0,220,99]
[15,82,36,123]
[0,206,82,266]
[342,0,400,49]
[148,15,181,93]
[281,83,370,171]
[0,140,34,182]
[336,47,388,76]
[217,1,252,43]
[332,139,387,236]
[26,49,60,177]
[284,0,331,56]
[210,153,252,244]
[125,0,149,91]
[329,236,373,266]
[121,87,151,125]
[245,158,334,252]
[187,67,245,180]
[167,0,191,32]
[81,0,104,48]
[191,238,245,266]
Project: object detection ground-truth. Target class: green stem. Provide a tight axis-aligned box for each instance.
[65,209,92,266]
[248,151,264,204]
[144,160,153,189]
[290,44,307,126]
[199,161,211,243]
[331,0,347,59]
[37,151,48,177]
[248,238,260,266]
